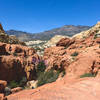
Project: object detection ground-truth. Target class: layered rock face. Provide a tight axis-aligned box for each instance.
[0,42,40,82]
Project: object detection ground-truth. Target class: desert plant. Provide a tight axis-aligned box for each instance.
[37,69,60,87]
[94,34,98,39]
[71,52,79,56]
[8,81,19,89]
[8,77,27,89]
[80,46,83,48]
[36,60,46,74]
[61,70,66,77]
[80,73,97,78]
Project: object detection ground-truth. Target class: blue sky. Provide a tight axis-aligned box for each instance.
[0,0,100,33]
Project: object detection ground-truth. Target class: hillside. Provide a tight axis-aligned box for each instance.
[6,25,90,41]
[6,22,100,100]
[0,24,25,45]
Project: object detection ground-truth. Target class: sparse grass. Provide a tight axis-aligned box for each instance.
[80,73,97,78]
[8,77,27,89]
[8,81,19,89]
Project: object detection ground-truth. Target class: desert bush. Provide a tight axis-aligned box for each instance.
[61,70,66,77]
[71,52,79,56]
[37,69,60,87]
[94,34,98,39]
[8,77,27,89]
[8,80,19,89]
[80,73,97,78]
[36,60,46,75]
[80,46,83,48]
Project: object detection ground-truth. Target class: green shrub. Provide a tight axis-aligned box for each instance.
[8,77,27,89]
[80,73,97,78]
[94,34,98,39]
[8,81,19,89]
[37,69,60,87]
[19,77,27,87]
[61,70,66,77]
[83,36,86,39]
[36,61,46,76]
[71,52,79,56]
[80,46,83,48]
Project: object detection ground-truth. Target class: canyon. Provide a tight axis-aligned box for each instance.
[0,22,100,100]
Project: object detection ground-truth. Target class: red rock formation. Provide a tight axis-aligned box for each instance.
[3,22,100,99]
[44,26,100,76]
[44,46,70,70]
[0,42,40,82]
[11,87,22,94]
[56,37,75,47]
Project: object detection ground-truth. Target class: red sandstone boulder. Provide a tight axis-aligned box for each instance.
[11,87,22,94]
[56,38,75,47]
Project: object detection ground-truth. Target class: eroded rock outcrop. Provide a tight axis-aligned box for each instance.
[44,22,100,78]
[0,42,40,82]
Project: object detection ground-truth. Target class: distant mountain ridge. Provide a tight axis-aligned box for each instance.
[6,25,91,42]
